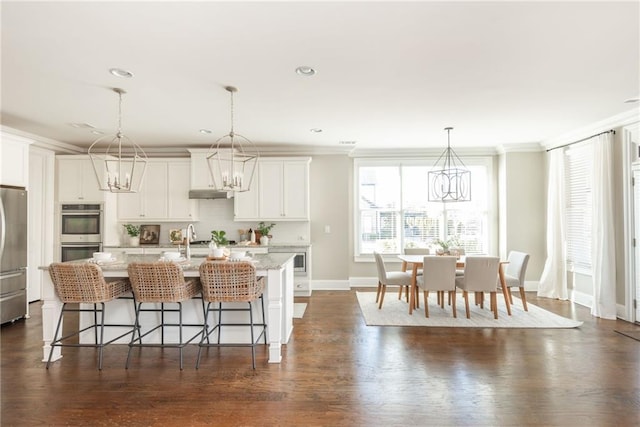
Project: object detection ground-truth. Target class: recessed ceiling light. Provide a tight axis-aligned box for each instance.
[69,122,95,129]
[199,129,212,134]
[109,68,134,78]
[339,141,356,145]
[624,97,639,103]
[295,66,316,76]
[90,130,104,135]
[310,128,322,133]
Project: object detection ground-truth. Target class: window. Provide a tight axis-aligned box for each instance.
[355,158,492,257]
[564,143,592,271]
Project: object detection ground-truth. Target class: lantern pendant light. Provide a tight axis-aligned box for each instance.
[428,127,471,202]
[87,88,147,193]
[206,86,258,193]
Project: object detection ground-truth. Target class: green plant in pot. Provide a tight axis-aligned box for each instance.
[256,222,275,245]
[210,230,229,247]
[210,230,229,258]
[123,224,140,246]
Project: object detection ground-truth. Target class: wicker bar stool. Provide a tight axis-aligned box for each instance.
[47,263,134,370]
[126,262,204,370]
[197,261,267,370]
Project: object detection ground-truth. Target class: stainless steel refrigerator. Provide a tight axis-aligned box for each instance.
[0,186,28,324]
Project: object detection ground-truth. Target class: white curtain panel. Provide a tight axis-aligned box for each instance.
[538,149,568,299]
[590,132,616,319]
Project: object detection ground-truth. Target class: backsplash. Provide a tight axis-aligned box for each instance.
[119,198,310,245]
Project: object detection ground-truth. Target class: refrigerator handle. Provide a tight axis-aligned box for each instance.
[0,196,5,260]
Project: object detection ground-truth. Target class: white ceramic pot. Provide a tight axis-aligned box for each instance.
[129,236,140,247]
[260,235,269,245]
[212,248,225,258]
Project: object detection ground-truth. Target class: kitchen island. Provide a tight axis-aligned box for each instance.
[40,253,295,364]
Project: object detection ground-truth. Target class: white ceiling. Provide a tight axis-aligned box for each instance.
[2,1,639,155]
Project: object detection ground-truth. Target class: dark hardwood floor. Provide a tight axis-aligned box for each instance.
[1,291,639,426]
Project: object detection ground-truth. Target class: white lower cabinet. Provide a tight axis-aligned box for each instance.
[117,159,197,222]
[234,157,310,221]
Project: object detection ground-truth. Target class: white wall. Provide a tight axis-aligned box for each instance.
[499,151,546,281]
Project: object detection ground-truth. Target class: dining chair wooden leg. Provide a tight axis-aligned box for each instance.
[491,292,498,319]
[463,291,470,319]
[507,288,514,304]
[376,281,382,303]
[424,291,429,318]
[450,291,457,318]
[519,287,528,311]
[439,291,445,309]
[378,285,387,309]
[478,292,484,309]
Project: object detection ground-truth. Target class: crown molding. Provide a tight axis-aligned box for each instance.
[1,125,84,154]
[543,108,640,150]
[496,142,544,154]
[349,146,499,158]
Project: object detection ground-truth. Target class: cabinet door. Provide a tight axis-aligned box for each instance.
[167,161,197,220]
[258,161,284,219]
[1,137,30,187]
[117,186,142,219]
[140,162,168,219]
[282,161,309,220]
[234,164,260,220]
[57,158,105,202]
[189,151,214,189]
[57,159,83,201]
[79,160,106,202]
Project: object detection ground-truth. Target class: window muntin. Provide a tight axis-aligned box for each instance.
[355,159,490,257]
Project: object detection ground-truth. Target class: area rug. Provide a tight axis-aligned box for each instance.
[293,303,307,318]
[614,330,640,342]
[356,292,582,328]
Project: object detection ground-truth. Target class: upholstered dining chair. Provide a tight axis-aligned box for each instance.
[373,252,413,309]
[503,251,530,311]
[47,262,134,370]
[401,247,430,301]
[455,256,500,319]
[415,256,458,318]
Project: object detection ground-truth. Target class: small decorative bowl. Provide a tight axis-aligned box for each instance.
[93,252,112,261]
[163,251,181,260]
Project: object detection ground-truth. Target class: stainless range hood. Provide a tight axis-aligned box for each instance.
[188,189,234,199]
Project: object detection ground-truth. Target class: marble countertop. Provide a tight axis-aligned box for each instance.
[104,242,311,249]
[43,253,295,272]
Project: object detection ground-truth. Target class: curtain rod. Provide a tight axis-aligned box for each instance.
[546,129,616,152]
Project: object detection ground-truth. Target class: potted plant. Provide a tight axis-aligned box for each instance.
[210,230,229,257]
[256,222,276,245]
[123,224,140,246]
[432,238,451,255]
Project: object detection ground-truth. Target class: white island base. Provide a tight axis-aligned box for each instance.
[40,254,295,365]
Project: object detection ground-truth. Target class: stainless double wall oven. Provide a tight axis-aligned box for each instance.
[59,203,103,262]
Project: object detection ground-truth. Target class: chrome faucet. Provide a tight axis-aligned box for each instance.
[185,224,197,260]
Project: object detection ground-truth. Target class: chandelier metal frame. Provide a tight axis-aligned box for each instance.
[206,86,258,193]
[87,88,148,193]
[427,127,471,202]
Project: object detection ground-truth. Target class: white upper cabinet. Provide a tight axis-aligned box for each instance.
[117,159,197,222]
[1,133,31,188]
[56,155,107,202]
[188,149,214,189]
[234,157,310,221]
[188,148,233,190]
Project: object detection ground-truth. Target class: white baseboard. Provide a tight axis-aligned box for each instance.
[311,279,351,291]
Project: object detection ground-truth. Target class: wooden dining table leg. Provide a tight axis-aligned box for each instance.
[408,264,419,315]
[498,263,512,316]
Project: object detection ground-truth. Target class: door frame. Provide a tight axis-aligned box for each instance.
[623,123,640,323]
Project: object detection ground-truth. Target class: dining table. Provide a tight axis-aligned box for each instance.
[397,254,512,316]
